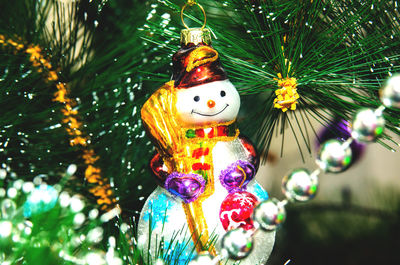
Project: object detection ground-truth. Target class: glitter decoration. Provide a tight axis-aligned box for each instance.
[142,193,173,229]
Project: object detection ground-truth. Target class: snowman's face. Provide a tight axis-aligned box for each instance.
[175,80,240,127]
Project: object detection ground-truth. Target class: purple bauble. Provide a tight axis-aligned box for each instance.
[165,172,205,203]
[316,119,365,165]
[219,160,255,193]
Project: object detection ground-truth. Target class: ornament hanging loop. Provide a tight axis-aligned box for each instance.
[181,0,207,30]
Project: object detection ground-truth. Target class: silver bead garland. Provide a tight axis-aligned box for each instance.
[190,75,400,263]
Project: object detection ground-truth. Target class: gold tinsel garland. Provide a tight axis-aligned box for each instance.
[0,34,116,210]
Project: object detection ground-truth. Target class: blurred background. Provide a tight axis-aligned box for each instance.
[257,122,400,264]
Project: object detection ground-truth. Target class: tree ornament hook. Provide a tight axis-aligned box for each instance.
[181,0,206,30]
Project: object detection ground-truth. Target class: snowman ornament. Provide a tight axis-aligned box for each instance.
[139,28,275,264]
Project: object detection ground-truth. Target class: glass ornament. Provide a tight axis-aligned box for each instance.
[351,108,385,142]
[282,169,318,202]
[252,198,286,231]
[138,25,275,265]
[188,252,215,265]
[380,75,400,108]
[1,199,16,219]
[316,139,352,173]
[221,228,253,260]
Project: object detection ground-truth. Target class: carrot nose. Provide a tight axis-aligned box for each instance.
[207,100,215,108]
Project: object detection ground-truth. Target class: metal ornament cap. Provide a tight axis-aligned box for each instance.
[181,28,212,46]
[221,227,254,260]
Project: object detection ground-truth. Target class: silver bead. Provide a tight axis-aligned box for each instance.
[316,139,352,173]
[188,252,215,265]
[351,108,385,142]
[380,75,400,108]
[252,198,286,231]
[282,169,318,202]
[221,228,253,260]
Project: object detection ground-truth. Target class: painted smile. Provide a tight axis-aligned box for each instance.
[191,104,229,117]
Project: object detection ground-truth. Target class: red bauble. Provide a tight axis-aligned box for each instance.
[219,191,259,231]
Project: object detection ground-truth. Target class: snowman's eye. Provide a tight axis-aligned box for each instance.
[194,96,200,102]
[220,90,226,97]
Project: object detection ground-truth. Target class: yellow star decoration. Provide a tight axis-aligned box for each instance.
[273,73,299,112]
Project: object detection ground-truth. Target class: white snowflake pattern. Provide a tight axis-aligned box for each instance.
[232,192,255,207]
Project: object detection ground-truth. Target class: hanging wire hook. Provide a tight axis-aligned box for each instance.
[181,0,207,30]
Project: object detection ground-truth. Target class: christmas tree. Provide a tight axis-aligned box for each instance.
[1,0,400,264]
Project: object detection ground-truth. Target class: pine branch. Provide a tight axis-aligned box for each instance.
[142,0,400,159]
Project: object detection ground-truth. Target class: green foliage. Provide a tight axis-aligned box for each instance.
[0,168,120,265]
[0,0,162,214]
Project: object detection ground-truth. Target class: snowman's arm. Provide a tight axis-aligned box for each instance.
[150,152,170,186]
[239,136,260,172]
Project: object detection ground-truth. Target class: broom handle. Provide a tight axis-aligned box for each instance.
[182,200,217,256]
